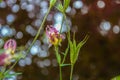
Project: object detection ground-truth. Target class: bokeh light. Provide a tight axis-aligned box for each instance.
[97,0,105,9]
[113,25,120,34]
[6,14,16,24]
[73,0,83,9]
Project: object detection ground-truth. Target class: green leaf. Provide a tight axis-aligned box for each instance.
[63,0,70,11]
[61,44,69,64]
[64,44,69,56]
[50,0,57,7]
[0,49,5,54]
[56,53,61,64]
[72,39,77,64]
[60,64,71,67]
[74,35,89,63]
[61,44,69,56]
[73,39,76,53]
[69,40,74,64]
[13,52,25,59]
[56,3,64,13]
[111,75,120,80]
[55,46,61,64]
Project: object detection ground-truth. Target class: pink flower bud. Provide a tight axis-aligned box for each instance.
[4,39,16,54]
[0,39,16,66]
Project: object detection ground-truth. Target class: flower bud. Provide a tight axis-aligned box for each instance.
[46,25,64,46]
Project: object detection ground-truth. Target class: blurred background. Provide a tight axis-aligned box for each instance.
[0,0,120,80]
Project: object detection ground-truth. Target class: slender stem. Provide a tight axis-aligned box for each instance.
[59,66,62,80]
[4,57,20,75]
[70,64,74,80]
[61,13,70,64]
[26,6,52,54]
[55,46,59,64]
[62,44,69,64]
[3,6,52,78]
[1,3,54,80]
[59,18,63,34]
[54,46,62,80]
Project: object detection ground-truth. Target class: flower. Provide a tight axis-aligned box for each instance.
[4,39,16,54]
[0,39,16,66]
[46,25,64,46]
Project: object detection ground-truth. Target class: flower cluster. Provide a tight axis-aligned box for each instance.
[0,39,16,66]
[46,25,64,46]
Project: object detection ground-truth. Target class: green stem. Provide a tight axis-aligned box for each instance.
[4,57,20,75]
[70,64,74,80]
[62,44,69,64]
[26,6,52,54]
[55,46,59,64]
[1,3,54,80]
[54,46,62,80]
[3,6,52,78]
[59,66,62,80]
[61,13,70,64]
[59,17,63,34]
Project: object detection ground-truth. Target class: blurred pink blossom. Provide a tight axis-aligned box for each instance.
[0,39,16,66]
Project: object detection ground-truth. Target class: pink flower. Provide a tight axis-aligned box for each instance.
[0,54,9,66]
[46,25,64,46]
[4,39,16,54]
[0,39,16,66]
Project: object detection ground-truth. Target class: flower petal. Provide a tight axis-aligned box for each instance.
[4,39,16,52]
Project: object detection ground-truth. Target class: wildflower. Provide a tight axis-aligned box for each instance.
[0,39,16,66]
[46,25,64,46]
[4,39,16,55]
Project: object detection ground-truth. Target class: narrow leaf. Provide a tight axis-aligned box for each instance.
[56,3,64,13]
[72,39,77,64]
[57,53,61,64]
[55,47,61,64]
[50,0,56,7]
[76,35,89,53]
[63,0,70,11]
[60,64,71,67]
[64,44,69,56]
[69,40,74,64]
[73,39,76,53]
[62,44,69,63]
[73,35,89,63]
